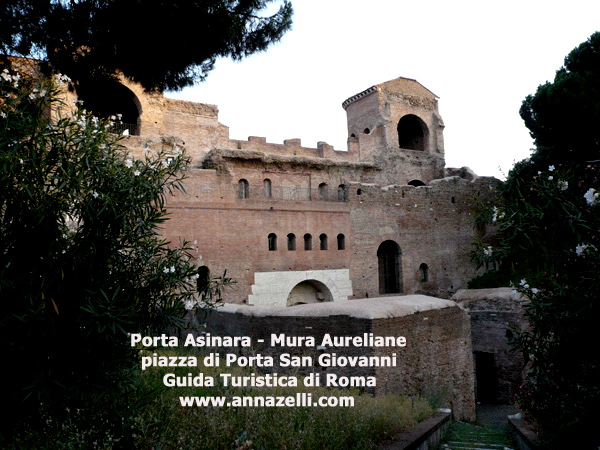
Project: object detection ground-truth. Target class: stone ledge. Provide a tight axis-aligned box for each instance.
[508,417,542,450]
[378,412,451,450]
[217,295,458,319]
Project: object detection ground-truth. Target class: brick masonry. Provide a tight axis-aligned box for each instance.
[188,295,476,421]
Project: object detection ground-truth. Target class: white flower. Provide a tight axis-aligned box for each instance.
[170,266,175,273]
[184,299,196,310]
[549,165,555,171]
[520,279,529,289]
[483,246,493,257]
[559,180,568,191]
[163,267,170,274]
[1,112,6,118]
[125,159,133,168]
[92,191,99,198]
[531,288,539,295]
[134,170,140,176]
[122,129,129,136]
[548,176,553,181]
[576,243,588,256]
[584,188,599,206]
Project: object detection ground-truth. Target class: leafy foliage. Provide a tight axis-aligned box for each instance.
[519,32,600,171]
[0,61,228,438]
[0,0,293,91]
[470,32,600,448]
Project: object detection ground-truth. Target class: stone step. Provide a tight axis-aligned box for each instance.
[440,421,516,450]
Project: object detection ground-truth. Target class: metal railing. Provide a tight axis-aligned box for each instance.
[110,122,139,136]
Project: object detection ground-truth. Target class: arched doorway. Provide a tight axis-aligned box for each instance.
[377,240,402,294]
[76,80,142,135]
[286,280,333,306]
[397,114,428,151]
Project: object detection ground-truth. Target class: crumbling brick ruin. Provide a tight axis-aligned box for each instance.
[5,56,515,412]
[83,75,499,306]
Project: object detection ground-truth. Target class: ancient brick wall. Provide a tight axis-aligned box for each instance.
[453,288,527,404]
[192,296,475,420]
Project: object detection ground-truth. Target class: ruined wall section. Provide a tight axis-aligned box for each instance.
[118,85,356,168]
[347,176,499,299]
[453,288,527,405]
[164,166,355,304]
[343,78,445,185]
[191,296,476,420]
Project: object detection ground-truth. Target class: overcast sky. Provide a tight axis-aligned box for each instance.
[166,0,600,179]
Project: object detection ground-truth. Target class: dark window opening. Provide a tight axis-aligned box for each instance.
[76,80,142,136]
[287,233,296,251]
[408,179,426,187]
[451,196,456,204]
[196,265,210,293]
[337,234,345,250]
[238,179,249,198]
[268,233,277,251]
[357,188,362,196]
[419,263,429,282]
[304,234,312,251]
[337,184,348,202]
[319,234,328,250]
[318,183,328,200]
[377,240,403,294]
[264,178,272,198]
[397,114,427,151]
[363,128,370,134]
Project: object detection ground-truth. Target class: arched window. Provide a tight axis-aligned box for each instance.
[238,179,249,198]
[76,80,142,136]
[337,184,347,202]
[263,178,272,198]
[268,233,277,251]
[419,263,429,283]
[377,240,403,294]
[304,234,312,251]
[397,114,428,151]
[196,265,210,293]
[357,188,362,196]
[287,233,296,251]
[319,234,328,250]
[408,179,426,187]
[318,183,328,200]
[337,234,345,250]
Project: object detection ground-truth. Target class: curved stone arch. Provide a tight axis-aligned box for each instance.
[377,240,403,294]
[248,269,352,308]
[76,79,143,135]
[397,114,429,151]
[286,279,333,307]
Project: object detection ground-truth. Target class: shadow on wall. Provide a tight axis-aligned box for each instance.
[286,280,333,306]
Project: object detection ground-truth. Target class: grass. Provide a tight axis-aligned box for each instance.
[4,347,437,450]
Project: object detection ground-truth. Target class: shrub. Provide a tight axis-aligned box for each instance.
[0,61,221,440]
